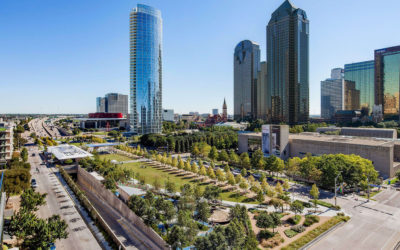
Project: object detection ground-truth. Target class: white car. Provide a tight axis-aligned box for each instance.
[31,179,38,189]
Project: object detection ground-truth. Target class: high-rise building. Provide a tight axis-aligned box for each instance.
[162,109,174,122]
[96,94,128,115]
[234,40,260,120]
[130,4,163,134]
[257,61,270,120]
[344,80,360,110]
[0,121,14,166]
[344,60,374,113]
[267,0,309,124]
[212,109,219,115]
[375,45,400,119]
[321,68,344,119]
[222,98,228,121]
[96,97,107,113]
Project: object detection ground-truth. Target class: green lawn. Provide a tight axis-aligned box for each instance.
[120,161,257,203]
[99,154,133,162]
[92,131,108,135]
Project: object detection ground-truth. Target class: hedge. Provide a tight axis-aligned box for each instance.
[281,216,350,250]
[284,229,298,238]
[311,199,341,210]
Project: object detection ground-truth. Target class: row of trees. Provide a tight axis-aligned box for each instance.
[9,189,68,248]
[140,128,238,152]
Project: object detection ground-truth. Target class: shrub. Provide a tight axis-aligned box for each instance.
[288,215,301,225]
[291,225,305,233]
[336,212,345,217]
[258,230,275,240]
[284,229,298,238]
[282,216,350,250]
[303,215,320,227]
[302,201,312,208]
[261,232,284,248]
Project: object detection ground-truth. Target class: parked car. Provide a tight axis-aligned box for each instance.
[31,179,38,189]
[32,153,36,156]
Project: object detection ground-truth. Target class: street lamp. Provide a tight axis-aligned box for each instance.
[334,171,342,206]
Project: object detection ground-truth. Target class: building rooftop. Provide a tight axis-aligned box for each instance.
[48,145,93,160]
[290,132,395,147]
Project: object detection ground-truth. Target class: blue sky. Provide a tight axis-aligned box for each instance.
[1,0,400,115]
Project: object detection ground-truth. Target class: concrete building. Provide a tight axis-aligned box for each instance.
[321,68,344,119]
[238,127,400,178]
[162,109,174,122]
[344,80,360,110]
[96,97,107,113]
[317,127,397,139]
[96,93,128,116]
[130,4,163,134]
[267,0,309,124]
[344,60,374,113]
[222,98,228,121]
[234,40,260,120]
[0,121,14,166]
[375,45,400,119]
[257,61,270,120]
[290,133,400,178]
[212,109,219,116]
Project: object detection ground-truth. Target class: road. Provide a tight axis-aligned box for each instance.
[310,188,400,250]
[29,117,62,138]
[27,145,101,250]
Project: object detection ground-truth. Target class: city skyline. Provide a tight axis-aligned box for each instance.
[1,0,400,115]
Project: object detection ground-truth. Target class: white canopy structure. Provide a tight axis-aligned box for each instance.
[48,145,93,160]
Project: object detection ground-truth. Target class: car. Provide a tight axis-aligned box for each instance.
[31,179,38,189]
[32,153,36,156]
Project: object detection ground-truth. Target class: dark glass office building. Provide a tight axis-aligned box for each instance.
[130,4,162,134]
[344,60,374,113]
[375,45,400,119]
[233,40,260,120]
[267,0,309,124]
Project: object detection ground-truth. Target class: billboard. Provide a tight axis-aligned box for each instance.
[262,125,281,157]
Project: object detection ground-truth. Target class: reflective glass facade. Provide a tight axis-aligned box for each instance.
[130,4,162,134]
[375,46,400,118]
[320,69,344,119]
[233,40,260,120]
[344,60,374,112]
[267,0,309,124]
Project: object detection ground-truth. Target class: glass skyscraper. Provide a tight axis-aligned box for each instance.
[233,40,260,120]
[267,0,309,124]
[375,45,400,118]
[344,60,374,113]
[130,4,162,134]
[321,68,344,119]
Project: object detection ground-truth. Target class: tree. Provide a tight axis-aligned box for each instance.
[191,145,200,159]
[195,201,210,222]
[256,189,264,203]
[193,185,203,201]
[178,159,185,170]
[239,180,248,190]
[184,160,191,172]
[256,211,273,232]
[396,170,400,180]
[20,189,47,212]
[199,165,207,176]
[20,147,28,162]
[269,198,283,212]
[283,180,290,191]
[165,179,177,194]
[235,174,242,184]
[218,150,229,162]
[241,168,247,177]
[275,182,283,195]
[203,186,221,201]
[286,157,301,179]
[224,164,230,173]
[128,195,149,217]
[229,150,240,165]
[265,155,285,176]
[167,225,187,249]
[310,184,320,212]
[290,200,304,216]
[207,167,216,179]
[251,149,264,169]
[153,178,161,191]
[208,146,219,161]
[225,218,246,248]
[227,171,235,185]
[270,212,282,233]
[215,169,225,182]
[191,162,199,174]
[240,152,251,169]
[171,157,178,167]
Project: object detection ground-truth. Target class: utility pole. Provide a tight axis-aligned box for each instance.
[334,172,341,207]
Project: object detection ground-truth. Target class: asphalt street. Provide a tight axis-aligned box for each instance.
[310,189,400,250]
[28,145,101,250]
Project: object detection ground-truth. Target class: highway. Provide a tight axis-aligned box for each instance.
[29,118,62,138]
[26,142,101,249]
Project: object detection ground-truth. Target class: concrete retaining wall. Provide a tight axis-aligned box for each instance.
[76,166,168,250]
